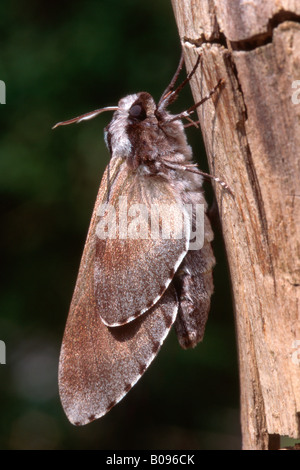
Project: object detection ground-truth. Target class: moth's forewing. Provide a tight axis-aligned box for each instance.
[59,156,179,425]
[94,162,190,327]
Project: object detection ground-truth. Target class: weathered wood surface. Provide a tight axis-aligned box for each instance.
[171,0,300,450]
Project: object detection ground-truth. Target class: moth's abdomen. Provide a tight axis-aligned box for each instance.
[174,214,215,349]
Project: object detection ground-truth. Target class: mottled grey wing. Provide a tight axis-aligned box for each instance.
[94,160,190,327]
[60,284,178,425]
[59,157,179,424]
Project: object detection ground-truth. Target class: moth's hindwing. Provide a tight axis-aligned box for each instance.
[59,157,179,425]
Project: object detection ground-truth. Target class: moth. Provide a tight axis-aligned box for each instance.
[53,54,226,426]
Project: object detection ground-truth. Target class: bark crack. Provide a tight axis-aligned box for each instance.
[230,10,300,51]
[184,10,300,52]
[183,31,227,48]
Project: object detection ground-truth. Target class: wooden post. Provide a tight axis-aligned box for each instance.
[171,0,300,450]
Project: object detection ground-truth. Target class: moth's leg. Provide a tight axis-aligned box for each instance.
[174,240,215,349]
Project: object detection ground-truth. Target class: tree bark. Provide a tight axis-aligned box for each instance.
[171,0,300,450]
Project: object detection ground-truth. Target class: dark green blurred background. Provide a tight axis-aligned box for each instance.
[0,0,240,449]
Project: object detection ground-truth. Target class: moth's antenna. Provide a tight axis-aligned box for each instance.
[52,106,118,129]
[157,54,201,111]
[157,53,184,109]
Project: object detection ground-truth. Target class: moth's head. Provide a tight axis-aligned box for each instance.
[117,92,156,121]
[52,60,189,162]
[104,90,183,160]
[112,91,171,130]
[52,87,183,160]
